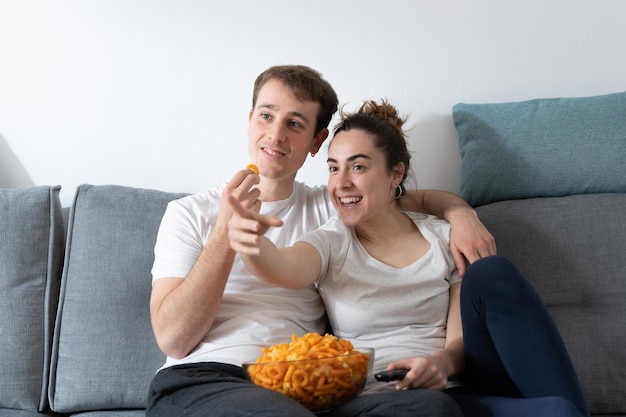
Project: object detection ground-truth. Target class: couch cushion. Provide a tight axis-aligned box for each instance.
[0,186,64,413]
[476,193,626,415]
[49,184,187,413]
[453,91,626,207]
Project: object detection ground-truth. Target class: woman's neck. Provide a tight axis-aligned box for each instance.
[355,205,414,244]
[355,207,428,269]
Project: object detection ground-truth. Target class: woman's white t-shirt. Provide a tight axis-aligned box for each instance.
[299,212,461,393]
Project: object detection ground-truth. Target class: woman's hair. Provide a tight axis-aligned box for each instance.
[332,99,412,197]
[252,65,339,136]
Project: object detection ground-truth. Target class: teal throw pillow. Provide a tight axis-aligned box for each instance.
[453,90,626,207]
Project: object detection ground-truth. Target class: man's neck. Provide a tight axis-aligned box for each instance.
[257,176,296,202]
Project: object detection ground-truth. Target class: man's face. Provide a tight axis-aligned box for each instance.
[248,79,325,182]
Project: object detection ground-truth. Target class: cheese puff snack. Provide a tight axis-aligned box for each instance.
[245,163,259,175]
[244,333,372,412]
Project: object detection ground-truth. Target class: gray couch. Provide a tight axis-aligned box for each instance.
[4,90,624,416]
[1,183,624,416]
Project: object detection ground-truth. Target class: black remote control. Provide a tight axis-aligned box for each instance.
[374,369,409,382]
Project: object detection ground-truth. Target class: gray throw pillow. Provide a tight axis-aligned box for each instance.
[48,184,187,413]
[0,186,64,413]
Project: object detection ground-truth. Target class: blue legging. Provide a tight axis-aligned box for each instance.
[449,255,590,417]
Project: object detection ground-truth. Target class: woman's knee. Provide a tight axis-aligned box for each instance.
[462,255,527,298]
[465,255,518,280]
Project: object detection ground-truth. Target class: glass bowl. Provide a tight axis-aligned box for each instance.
[243,347,374,412]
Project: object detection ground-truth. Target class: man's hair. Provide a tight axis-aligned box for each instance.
[252,65,338,135]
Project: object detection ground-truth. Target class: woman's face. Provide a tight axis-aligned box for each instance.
[327,129,399,226]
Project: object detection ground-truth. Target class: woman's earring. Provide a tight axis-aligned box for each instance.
[395,186,403,199]
[310,152,316,157]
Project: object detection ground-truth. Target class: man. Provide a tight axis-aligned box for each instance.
[147,65,496,417]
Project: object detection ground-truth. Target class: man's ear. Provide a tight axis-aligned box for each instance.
[310,128,329,154]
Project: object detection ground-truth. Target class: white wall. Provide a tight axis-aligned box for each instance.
[1,0,625,207]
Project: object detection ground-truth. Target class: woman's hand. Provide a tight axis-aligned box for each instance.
[227,194,283,256]
[384,354,452,391]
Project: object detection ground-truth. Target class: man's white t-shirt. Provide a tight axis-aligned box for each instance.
[299,212,461,393]
[151,181,335,369]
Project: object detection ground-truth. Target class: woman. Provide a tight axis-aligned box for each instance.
[228,99,590,417]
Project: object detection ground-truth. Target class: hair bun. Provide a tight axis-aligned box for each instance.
[358,99,406,136]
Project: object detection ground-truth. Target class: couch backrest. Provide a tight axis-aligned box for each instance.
[476,193,626,415]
